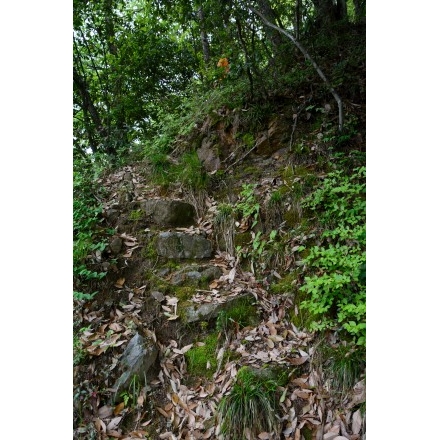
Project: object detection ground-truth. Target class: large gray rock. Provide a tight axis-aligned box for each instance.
[156,232,212,259]
[112,332,158,400]
[183,293,254,323]
[255,117,290,156]
[197,138,221,172]
[170,265,223,286]
[141,200,196,227]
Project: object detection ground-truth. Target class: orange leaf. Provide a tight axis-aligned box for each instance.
[113,402,124,415]
[115,278,125,288]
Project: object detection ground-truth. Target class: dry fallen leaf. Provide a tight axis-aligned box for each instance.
[107,416,122,431]
[94,418,106,433]
[156,407,170,418]
[113,402,124,416]
[351,409,362,435]
[98,405,113,419]
[266,338,275,349]
[288,355,309,366]
[171,393,180,406]
[115,277,125,288]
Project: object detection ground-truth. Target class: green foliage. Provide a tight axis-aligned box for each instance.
[185,333,219,377]
[240,133,255,148]
[73,326,90,366]
[73,157,107,288]
[236,184,260,228]
[218,366,279,439]
[299,166,366,346]
[215,203,234,224]
[269,190,283,205]
[236,229,281,274]
[119,374,141,408]
[146,126,207,189]
[73,291,98,301]
[129,209,143,221]
[177,151,208,190]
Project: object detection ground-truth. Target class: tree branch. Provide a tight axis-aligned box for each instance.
[249,6,344,131]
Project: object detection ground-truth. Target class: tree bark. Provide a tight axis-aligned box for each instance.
[73,68,105,138]
[198,7,210,63]
[235,16,254,101]
[249,7,344,131]
[295,0,302,40]
[311,0,347,28]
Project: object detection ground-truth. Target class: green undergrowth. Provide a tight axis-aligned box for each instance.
[73,155,112,299]
[216,297,259,336]
[299,163,366,346]
[148,149,208,190]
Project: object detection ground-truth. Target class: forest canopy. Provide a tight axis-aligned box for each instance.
[73,0,365,160]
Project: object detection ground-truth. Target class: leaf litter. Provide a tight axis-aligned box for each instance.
[74,164,365,440]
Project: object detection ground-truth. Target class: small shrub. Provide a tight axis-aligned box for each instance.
[236,184,260,228]
[119,374,141,408]
[299,166,366,346]
[178,151,207,190]
[73,326,90,366]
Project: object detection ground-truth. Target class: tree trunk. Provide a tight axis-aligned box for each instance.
[198,7,210,63]
[295,0,302,40]
[311,0,347,27]
[235,16,254,101]
[73,68,106,141]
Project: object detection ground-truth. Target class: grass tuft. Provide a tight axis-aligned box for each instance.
[218,366,279,439]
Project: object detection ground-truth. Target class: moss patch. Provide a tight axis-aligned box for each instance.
[216,297,259,333]
[129,209,143,221]
[174,286,194,302]
[234,232,252,247]
[141,235,158,260]
[185,333,219,378]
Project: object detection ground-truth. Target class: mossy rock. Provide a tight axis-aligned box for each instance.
[156,232,213,259]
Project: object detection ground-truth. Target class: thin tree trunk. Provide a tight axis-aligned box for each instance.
[198,7,210,63]
[249,6,344,131]
[296,0,302,40]
[73,68,106,140]
[235,17,254,101]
